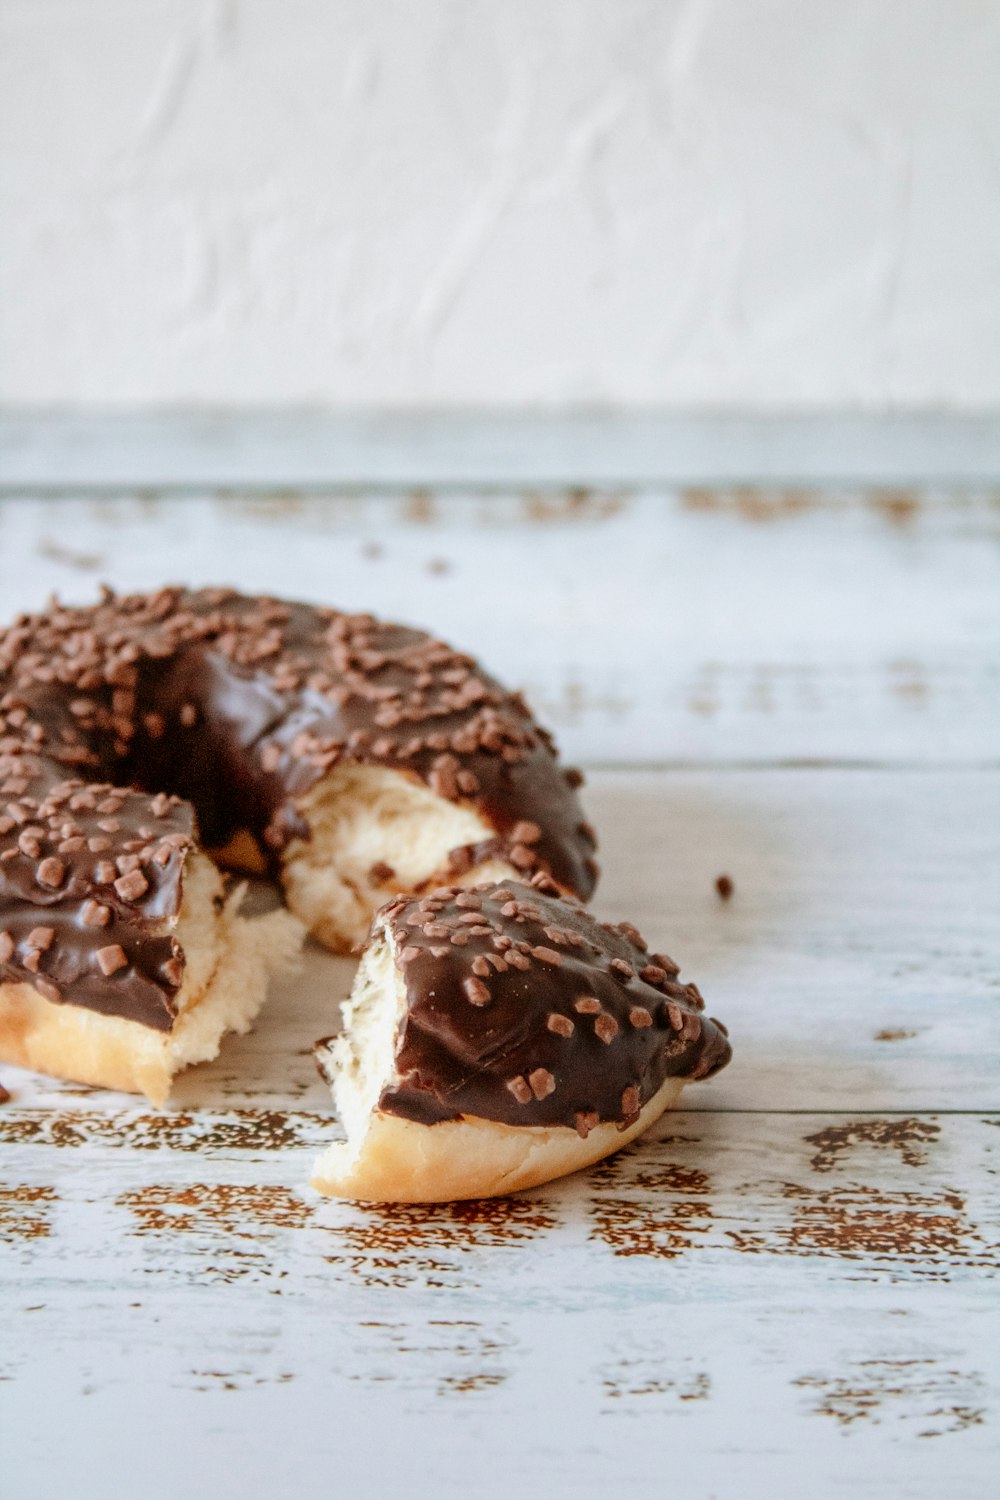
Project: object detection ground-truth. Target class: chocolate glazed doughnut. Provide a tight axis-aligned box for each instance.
[0,587,595,1102]
[312,876,731,1202]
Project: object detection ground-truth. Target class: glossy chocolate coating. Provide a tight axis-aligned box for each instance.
[0,588,595,1029]
[373,878,731,1134]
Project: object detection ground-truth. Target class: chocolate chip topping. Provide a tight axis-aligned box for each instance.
[373,878,731,1131]
[0,588,595,1030]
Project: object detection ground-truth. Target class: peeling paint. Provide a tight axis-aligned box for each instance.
[117,1182,312,1237]
[0,1183,56,1241]
[0,1109,328,1152]
[320,1197,559,1289]
[681,487,818,521]
[590,1194,713,1259]
[804,1119,940,1172]
[794,1360,987,1435]
[603,1368,710,1404]
[729,1183,986,1271]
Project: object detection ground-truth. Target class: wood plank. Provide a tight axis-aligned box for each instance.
[3,770,997,1115]
[2,1111,997,1500]
[1,491,997,764]
[3,412,999,489]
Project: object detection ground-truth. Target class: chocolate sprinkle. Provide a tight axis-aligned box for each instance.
[96,944,128,977]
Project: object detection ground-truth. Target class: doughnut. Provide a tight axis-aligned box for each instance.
[312,875,732,1201]
[0,587,595,1101]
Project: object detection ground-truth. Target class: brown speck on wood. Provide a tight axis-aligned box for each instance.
[869,488,920,528]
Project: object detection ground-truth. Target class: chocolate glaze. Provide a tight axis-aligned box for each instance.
[364,877,731,1134]
[0,588,595,1030]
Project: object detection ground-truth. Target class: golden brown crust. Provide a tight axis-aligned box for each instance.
[310,1073,686,1202]
[0,900,300,1104]
[0,980,177,1104]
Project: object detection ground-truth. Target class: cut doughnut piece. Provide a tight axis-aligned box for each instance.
[311,877,731,1202]
[0,851,301,1105]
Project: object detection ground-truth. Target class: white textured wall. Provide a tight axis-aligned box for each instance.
[2,0,999,409]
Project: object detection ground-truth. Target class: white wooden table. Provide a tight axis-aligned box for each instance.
[1,417,997,1499]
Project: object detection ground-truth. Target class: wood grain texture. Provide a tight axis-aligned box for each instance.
[1,452,997,1497]
[4,412,1000,487]
[2,1110,997,1500]
[2,769,997,1498]
[1,488,997,764]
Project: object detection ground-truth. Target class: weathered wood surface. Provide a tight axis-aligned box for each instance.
[1,487,998,764]
[2,1110,997,1500]
[1,448,998,1497]
[2,770,998,1498]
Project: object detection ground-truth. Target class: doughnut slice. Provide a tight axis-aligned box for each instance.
[311,878,731,1202]
[0,840,301,1107]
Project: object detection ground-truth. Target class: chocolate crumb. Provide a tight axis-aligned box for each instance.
[716,874,734,900]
